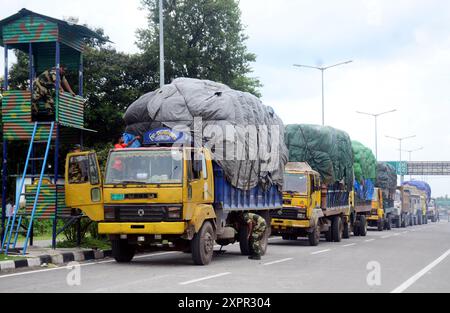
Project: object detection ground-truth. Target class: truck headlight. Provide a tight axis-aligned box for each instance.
[104,207,116,220]
[167,207,182,219]
[297,213,306,219]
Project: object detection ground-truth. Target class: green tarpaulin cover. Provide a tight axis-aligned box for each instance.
[352,141,376,182]
[285,124,354,189]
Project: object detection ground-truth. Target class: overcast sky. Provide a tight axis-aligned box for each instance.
[1,0,450,196]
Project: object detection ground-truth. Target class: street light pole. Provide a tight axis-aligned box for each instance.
[294,60,353,126]
[356,109,397,160]
[159,0,165,88]
[386,135,416,184]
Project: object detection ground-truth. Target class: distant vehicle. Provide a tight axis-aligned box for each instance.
[427,198,439,222]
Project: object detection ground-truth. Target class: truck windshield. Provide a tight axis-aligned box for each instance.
[105,149,183,185]
[283,173,307,194]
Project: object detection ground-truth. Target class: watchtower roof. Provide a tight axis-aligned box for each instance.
[0,8,108,48]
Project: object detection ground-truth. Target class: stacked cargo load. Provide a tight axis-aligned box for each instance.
[352,141,376,205]
[285,124,354,190]
[276,124,356,244]
[123,78,288,191]
[403,181,431,225]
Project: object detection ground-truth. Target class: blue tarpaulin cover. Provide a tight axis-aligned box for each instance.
[402,181,431,201]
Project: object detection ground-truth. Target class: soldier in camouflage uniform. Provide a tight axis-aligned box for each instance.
[32,66,76,117]
[243,212,267,260]
[68,145,86,183]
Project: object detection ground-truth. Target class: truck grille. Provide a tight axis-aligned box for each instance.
[271,208,305,220]
[105,205,180,222]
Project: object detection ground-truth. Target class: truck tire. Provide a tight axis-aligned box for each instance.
[239,223,269,256]
[424,216,428,224]
[331,216,343,242]
[308,225,320,246]
[343,219,350,239]
[324,224,333,242]
[112,239,136,263]
[353,219,361,236]
[377,219,384,232]
[396,216,401,228]
[418,214,422,225]
[192,221,215,265]
[359,216,368,237]
[385,216,392,230]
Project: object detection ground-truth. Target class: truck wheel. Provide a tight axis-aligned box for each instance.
[112,239,136,263]
[192,221,215,265]
[353,218,361,236]
[396,217,401,228]
[424,216,428,224]
[377,219,384,232]
[239,224,269,256]
[343,219,350,239]
[386,216,392,230]
[331,216,343,242]
[239,225,252,255]
[324,224,333,242]
[418,214,422,225]
[359,216,368,237]
[308,225,320,246]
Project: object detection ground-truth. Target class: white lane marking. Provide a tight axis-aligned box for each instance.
[263,258,293,266]
[311,249,331,255]
[342,243,356,247]
[179,272,231,285]
[365,239,375,242]
[0,251,179,279]
[391,249,450,293]
[393,233,400,236]
[402,231,409,234]
[381,235,392,239]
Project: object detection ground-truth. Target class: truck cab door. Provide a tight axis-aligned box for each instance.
[65,151,104,221]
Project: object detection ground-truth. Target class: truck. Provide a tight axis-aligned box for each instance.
[271,125,355,245]
[427,198,439,222]
[368,162,397,230]
[351,142,378,234]
[403,181,431,226]
[393,187,412,228]
[271,162,351,246]
[64,128,283,265]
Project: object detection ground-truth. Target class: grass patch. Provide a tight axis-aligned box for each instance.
[0,254,27,262]
[56,237,111,251]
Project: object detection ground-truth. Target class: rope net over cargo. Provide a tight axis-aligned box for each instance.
[123,78,288,191]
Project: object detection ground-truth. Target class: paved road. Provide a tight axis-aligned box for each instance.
[0,221,449,293]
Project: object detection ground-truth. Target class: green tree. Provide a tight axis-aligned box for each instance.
[138,0,262,97]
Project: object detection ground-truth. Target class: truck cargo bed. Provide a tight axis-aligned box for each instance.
[213,163,282,211]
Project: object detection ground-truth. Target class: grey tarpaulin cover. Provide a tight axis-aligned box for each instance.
[124,78,288,190]
[284,124,354,190]
[376,162,397,194]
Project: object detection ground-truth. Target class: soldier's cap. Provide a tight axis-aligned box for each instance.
[72,144,82,150]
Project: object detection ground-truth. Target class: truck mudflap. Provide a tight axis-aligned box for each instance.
[99,222,186,235]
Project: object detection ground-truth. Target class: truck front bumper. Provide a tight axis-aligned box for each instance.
[271,219,311,229]
[367,215,380,222]
[99,222,186,235]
